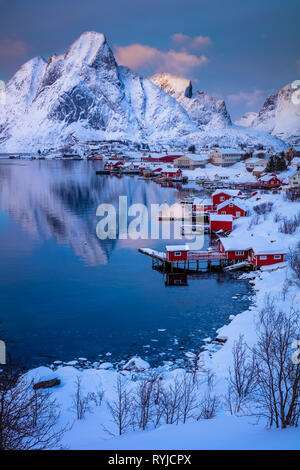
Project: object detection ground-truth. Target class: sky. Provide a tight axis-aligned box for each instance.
[0,0,299,120]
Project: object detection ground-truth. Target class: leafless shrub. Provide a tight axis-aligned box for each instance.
[226,335,257,414]
[73,376,91,420]
[253,202,273,217]
[284,189,300,202]
[107,376,134,435]
[180,373,199,423]
[0,369,66,450]
[252,297,300,428]
[198,392,219,419]
[133,374,158,430]
[289,242,300,285]
[279,212,300,234]
[273,212,281,223]
[248,214,260,229]
[160,377,184,425]
[88,389,104,407]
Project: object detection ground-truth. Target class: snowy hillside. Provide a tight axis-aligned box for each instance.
[0,31,290,152]
[235,111,258,127]
[238,83,300,145]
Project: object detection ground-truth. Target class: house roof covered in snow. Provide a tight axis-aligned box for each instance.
[213,148,244,155]
[219,235,286,255]
[210,214,233,222]
[217,198,249,211]
[259,173,281,182]
[166,245,190,252]
[212,189,241,197]
[193,197,213,206]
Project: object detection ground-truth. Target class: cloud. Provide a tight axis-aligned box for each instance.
[0,39,29,61]
[227,89,265,108]
[171,33,212,48]
[115,43,208,75]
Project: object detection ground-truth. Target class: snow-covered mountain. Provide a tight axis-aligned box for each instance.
[150,72,232,130]
[0,31,289,152]
[235,112,258,127]
[0,32,197,151]
[238,84,300,145]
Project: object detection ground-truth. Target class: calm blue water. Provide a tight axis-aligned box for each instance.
[0,159,251,368]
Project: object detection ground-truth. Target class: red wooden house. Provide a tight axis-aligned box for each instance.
[212,189,242,208]
[209,214,233,232]
[218,237,286,266]
[166,245,189,262]
[217,238,250,262]
[193,197,214,212]
[258,173,282,188]
[217,198,248,218]
[141,155,183,163]
[160,169,182,181]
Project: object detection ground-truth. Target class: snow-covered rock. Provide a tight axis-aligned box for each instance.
[123,356,150,371]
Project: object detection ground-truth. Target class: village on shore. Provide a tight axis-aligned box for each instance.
[5,139,300,449]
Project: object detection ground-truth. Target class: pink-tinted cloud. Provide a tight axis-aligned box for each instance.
[171,33,212,48]
[0,39,29,61]
[115,43,208,75]
[227,89,265,108]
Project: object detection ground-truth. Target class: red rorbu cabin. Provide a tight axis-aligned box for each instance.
[249,248,286,267]
[193,197,213,213]
[212,189,242,208]
[258,173,282,188]
[160,169,182,181]
[217,237,286,266]
[209,214,233,232]
[166,245,189,262]
[217,198,248,218]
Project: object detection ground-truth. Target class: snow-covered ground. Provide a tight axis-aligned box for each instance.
[23,188,300,450]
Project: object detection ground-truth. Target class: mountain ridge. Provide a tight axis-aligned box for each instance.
[0,31,289,152]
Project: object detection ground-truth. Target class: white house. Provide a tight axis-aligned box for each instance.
[209,148,245,167]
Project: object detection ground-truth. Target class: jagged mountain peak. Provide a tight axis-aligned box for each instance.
[150,73,192,98]
[248,82,300,145]
[64,31,111,68]
[0,32,289,152]
[150,72,232,130]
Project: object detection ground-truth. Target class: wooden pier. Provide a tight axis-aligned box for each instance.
[139,247,230,273]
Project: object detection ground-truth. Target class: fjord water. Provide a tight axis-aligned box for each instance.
[0,159,251,368]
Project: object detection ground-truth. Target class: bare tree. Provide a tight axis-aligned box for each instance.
[73,376,91,420]
[0,369,66,450]
[133,374,158,430]
[160,377,184,425]
[107,376,133,435]
[252,297,300,428]
[226,335,257,414]
[180,373,199,423]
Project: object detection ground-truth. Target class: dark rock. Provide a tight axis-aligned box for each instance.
[33,378,61,390]
[215,336,227,344]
